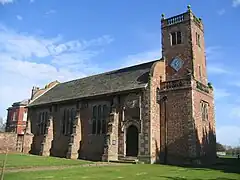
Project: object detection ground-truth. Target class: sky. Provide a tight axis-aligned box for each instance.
[0,0,240,147]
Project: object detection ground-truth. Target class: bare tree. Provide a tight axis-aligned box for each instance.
[0,117,6,132]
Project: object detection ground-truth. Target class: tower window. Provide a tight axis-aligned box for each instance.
[198,65,202,80]
[200,101,209,121]
[171,31,182,46]
[196,32,201,47]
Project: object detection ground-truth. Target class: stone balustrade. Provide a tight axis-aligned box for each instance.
[166,14,184,26]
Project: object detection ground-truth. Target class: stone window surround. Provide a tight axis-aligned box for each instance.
[170,31,183,46]
[200,100,209,121]
[37,111,48,135]
[196,32,201,47]
[62,108,75,136]
[90,101,109,136]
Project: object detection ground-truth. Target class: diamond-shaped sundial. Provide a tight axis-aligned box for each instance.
[170,57,184,71]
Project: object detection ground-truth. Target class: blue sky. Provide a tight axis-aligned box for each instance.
[0,0,240,146]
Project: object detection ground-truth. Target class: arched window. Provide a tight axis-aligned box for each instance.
[92,106,97,134]
[70,108,75,134]
[97,105,102,134]
[102,105,108,134]
[44,112,48,134]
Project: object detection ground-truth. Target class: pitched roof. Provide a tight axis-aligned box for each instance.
[12,99,29,107]
[28,59,160,107]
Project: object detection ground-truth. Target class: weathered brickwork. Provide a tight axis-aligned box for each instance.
[102,96,119,161]
[39,110,54,156]
[192,82,216,163]
[0,133,17,153]
[66,108,82,159]
[138,88,151,163]
[159,77,193,164]
[0,132,33,154]
[6,103,28,135]
[24,7,216,165]
[149,60,165,163]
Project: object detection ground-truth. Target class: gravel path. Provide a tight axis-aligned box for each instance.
[4,162,131,173]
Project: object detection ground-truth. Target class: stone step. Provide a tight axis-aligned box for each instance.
[119,156,138,161]
[116,156,139,164]
[109,160,137,164]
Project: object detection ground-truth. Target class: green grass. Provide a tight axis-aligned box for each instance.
[4,164,240,180]
[1,154,240,180]
[0,153,92,168]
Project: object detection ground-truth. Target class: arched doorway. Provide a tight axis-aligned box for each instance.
[126,125,139,157]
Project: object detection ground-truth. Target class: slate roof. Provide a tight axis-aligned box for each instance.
[28,59,160,107]
[12,99,29,107]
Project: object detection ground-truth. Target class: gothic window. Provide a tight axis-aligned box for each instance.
[91,104,108,135]
[38,111,48,135]
[196,32,201,47]
[97,105,102,134]
[102,105,108,134]
[171,31,182,46]
[92,106,97,134]
[62,108,75,135]
[200,101,209,121]
[65,109,70,135]
[62,109,66,135]
[70,108,75,134]
[67,109,71,134]
[44,112,48,134]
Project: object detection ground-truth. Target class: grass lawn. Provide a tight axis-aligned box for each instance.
[1,154,240,180]
[4,164,240,180]
[0,153,92,168]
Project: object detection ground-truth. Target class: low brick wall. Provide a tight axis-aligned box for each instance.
[0,132,33,154]
[0,132,18,153]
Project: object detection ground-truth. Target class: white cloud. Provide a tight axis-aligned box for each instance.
[214,88,231,99]
[0,24,114,119]
[217,9,226,15]
[0,0,13,5]
[216,126,240,146]
[45,9,56,15]
[233,0,240,7]
[16,15,23,21]
[207,64,231,75]
[121,49,160,67]
[206,46,223,61]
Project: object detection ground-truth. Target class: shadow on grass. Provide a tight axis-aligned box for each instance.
[159,177,236,180]
[167,157,240,175]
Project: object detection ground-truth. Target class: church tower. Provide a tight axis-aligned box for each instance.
[157,6,216,165]
[161,5,207,84]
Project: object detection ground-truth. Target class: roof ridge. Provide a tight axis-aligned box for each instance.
[60,59,161,85]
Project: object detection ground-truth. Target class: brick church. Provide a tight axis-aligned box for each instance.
[26,6,216,164]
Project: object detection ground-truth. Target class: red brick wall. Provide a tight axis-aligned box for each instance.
[159,85,193,164]
[192,82,216,162]
[149,60,165,163]
[190,16,207,84]
[6,106,27,134]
